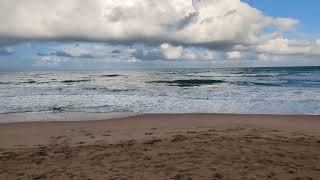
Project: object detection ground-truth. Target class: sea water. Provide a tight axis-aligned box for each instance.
[0,66,319,115]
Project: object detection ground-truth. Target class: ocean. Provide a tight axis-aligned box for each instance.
[0,66,319,115]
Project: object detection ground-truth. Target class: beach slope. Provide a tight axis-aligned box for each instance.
[0,113,319,179]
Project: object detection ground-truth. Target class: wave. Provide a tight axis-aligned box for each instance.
[1,80,38,85]
[232,81,283,87]
[0,82,12,85]
[149,79,226,87]
[60,79,91,84]
[85,87,134,92]
[149,79,292,87]
[37,81,55,84]
[22,80,37,84]
[100,74,122,77]
[239,74,274,77]
[186,74,275,78]
[232,79,320,87]
[52,106,64,112]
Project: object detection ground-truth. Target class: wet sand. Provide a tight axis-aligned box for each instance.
[0,113,320,180]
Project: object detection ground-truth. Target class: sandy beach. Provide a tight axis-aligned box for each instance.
[0,113,320,180]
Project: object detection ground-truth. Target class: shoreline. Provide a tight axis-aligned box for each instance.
[0,112,319,124]
[0,112,141,124]
[0,113,319,179]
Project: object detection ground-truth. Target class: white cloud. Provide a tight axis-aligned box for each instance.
[0,0,299,50]
[2,0,319,66]
[161,43,183,60]
[160,43,198,60]
[254,37,320,55]
[273,18,299,31]
[227,51,242,60]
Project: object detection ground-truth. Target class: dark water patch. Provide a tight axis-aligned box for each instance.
[105,88,133,93]
[37,81,54,84]
[185,75,215,78]
[52,106,64,112]
[85,87,134,92]
[186,73,276,78]
[36,80,59,84]
[240,74,274,78]
[12,80,38,85]
[286,80,320,88]
[100,74,122,78]
[226,66,320,77]
[23,80,37,84]
[232,81,283,87]
[231,79,320,88]
[0,82,12,85]
[149,79,226,87]
[61,79,91,84]
[112,88,132,92]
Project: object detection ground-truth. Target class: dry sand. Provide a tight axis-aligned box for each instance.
[0,113,319,180]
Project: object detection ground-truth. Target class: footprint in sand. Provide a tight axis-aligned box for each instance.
[143,139,162,145]
[213,172,223,179]
[187,131,197,134]
[171,135,188,142]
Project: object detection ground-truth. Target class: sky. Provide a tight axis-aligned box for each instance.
[0,0,319,71]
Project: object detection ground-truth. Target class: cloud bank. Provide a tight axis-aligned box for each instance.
[0,0,320,61]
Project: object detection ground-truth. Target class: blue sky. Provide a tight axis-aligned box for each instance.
[0,0,319,71]
[244,0,320,35]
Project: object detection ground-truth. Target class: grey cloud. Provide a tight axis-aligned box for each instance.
[0,39,20,48]
[0,47,14,56]
[224,9,237,17]
[38,51,96,59]
[130,43,215,61]
[111,49,121,54]
[166,12,199,31]
[130,49,165,61]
